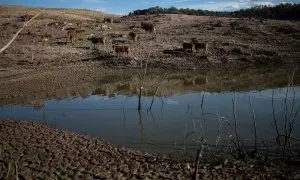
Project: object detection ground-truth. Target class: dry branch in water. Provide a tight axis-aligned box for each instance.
[0,11,43,54]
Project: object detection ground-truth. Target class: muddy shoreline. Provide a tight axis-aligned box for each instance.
[0,63,299,107]
[0,120,298,179]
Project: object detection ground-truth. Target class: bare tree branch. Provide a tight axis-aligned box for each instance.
[0,11,43,54]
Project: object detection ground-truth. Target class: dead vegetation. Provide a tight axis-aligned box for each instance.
[41,33,51,42]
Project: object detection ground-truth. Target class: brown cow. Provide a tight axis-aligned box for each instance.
[128,32,137,41]
[194,42,208,53]
[103,18,113,24]
[112,45,130,56]
[67,29,77,44]
[183,42,194,52]
[141,22,155,33]
[88,36,106,48]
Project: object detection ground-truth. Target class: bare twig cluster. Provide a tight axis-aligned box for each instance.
[272,67,300,156]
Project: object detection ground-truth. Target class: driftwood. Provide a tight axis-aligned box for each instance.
[0,11,43,54]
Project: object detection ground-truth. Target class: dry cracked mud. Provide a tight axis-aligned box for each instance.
[0,120,299,179]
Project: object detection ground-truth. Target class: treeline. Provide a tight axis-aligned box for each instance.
[129,3,300,20]
[235,3,300,20]
[128,6,229,17]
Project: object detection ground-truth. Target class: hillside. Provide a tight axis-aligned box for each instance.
[0,5,110,21]
[0,5,299,70]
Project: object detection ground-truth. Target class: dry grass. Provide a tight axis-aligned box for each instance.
[0,5,120,22]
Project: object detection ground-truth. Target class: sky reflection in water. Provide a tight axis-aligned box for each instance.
[1,86,299,155]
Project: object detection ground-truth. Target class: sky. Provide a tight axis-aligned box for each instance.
[0,0,299,15]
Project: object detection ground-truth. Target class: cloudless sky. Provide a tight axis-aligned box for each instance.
[0,0,299,15]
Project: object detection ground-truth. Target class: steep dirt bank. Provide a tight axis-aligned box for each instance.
[0,6,299,70]
[0,120,297,179]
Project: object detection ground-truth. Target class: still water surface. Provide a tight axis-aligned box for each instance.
[1,67,300,156]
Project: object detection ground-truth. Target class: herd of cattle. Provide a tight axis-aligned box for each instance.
[20,15,208,57]
[63,18,158,56]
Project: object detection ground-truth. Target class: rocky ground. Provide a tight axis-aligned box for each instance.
[1,120,299,179]
[0,6,299,70]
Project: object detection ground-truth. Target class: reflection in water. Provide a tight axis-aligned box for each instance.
[32,100,45,110]
[0,67,300,157]
[2,66,300,107]
[0,86,300,157]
